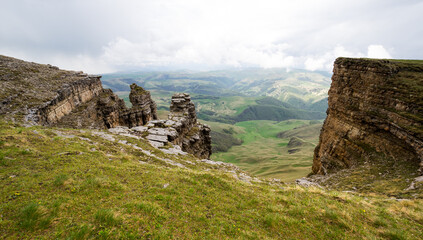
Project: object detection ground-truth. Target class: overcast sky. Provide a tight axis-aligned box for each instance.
[1,0,422,73]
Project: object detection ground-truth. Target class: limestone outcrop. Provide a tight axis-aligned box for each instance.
[0,55,158,129]
[144,93,212,159]
[1,55,211,159]
[313,58,423,175]
[0,55,105,124]
[53,84,158,129]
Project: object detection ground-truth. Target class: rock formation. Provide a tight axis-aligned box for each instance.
[0,55,157,129]
[127,83,158,125]
[143,93,212,159]
[54,84,157,129]
[0,55,104,124]
[0,55,211,159]
[313,58,423,175]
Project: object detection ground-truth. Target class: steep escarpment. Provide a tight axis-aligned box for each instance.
[0,55,103,123]
[0,55,211,158]
[0,55,157,128]
[55,84,158,129]
[313,58,423,175]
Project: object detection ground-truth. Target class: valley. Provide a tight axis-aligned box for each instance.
[102,68,330,181]
[1,55,423,239]
[2,0,423,238]
[211,120,322,181]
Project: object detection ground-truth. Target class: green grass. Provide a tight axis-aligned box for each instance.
[1,121,423,239]
[212,120,321,181]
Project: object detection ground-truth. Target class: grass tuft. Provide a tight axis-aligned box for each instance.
[53,174,69,187]
[17,202,51,230]
[94,209,121,227]
[18,203,41,230]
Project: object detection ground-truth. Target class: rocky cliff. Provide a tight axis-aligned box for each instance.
[313,58,423,175]
[168,93,212,158]
[0,55,157,129]
[54,84,158,129]
[0,55,211,159]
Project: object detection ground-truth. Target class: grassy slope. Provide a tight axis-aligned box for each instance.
[1,122,423,239]
[212,120,322,182]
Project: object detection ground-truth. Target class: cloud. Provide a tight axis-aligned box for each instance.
[367,45,392,59]
[0,0,422,73]
[304,45,365,71]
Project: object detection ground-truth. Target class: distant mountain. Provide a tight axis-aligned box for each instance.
[102,68,330,101]
[235,105,326,122]
[101,68,330,122]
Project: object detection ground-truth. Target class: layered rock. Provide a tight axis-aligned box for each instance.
[0,55,157,129]
[0,55,104,123]
[126,83,158,126]
[35,76,103,125]
[1,55,211,159]
[54,84,158,129]
[145,93,212,159]
[313,58,423,175]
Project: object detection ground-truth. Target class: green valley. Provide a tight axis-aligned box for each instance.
[101,68,329,181]
[211,120,322,181]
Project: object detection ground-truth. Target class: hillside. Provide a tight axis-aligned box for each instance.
[101,68,330,102]
[1,122,423,239]
[101,68,330,123]
[212,120,322,181]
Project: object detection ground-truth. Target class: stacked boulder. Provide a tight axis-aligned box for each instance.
[143,93,212,159]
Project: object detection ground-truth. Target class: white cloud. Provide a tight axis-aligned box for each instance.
[101,37,296,70]
[367,45,392,59]
[0,0,421,73]
[304,45,365,71]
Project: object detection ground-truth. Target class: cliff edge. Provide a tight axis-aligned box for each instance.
[313,57,423,175]
[0,55,157,128]
[0,55,211,158]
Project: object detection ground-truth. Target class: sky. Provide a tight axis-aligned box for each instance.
[1,0,423,74]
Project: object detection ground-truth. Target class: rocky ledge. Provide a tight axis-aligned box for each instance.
[0,55,157,128]
[109,93,212,159]
[0,55,211,159]
[53,83,158,129]
[313,58,423,175]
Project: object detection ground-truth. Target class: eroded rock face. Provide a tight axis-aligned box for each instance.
[146,93,212,159]
[54,84,158,129]
[313,58,423,175]
[0,55,211,159]
[36,76,103,124]
[127,83,158,125]
[0,55,105,124]
[0,55,157,128]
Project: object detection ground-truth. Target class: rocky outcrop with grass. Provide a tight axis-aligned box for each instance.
[53,83,158,129]
[0,55,158,129]
[168,93,212,158]
[0,55,211,158]
[0,55,103,124]
[142,93,212,159]
[313,57,423,175]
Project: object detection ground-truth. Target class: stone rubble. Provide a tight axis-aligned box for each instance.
[295,177,322,188]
